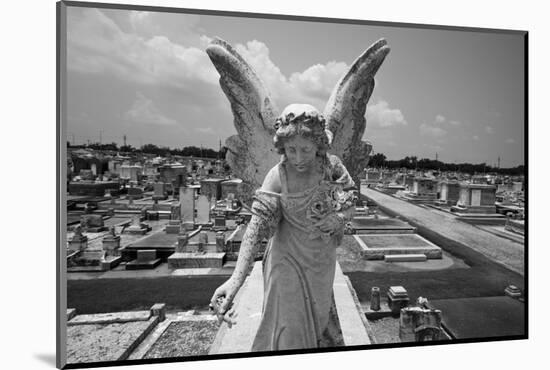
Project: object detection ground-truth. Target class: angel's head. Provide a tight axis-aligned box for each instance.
[273,104,333,170]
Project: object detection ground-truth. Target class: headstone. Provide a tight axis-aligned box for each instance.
[196,195,210,224]
[153,182,167,201]
[387,286,410,315]
[180,187,195,223]
[216,232,225,252]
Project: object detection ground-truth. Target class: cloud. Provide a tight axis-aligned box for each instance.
[485,126,495,134]
[505,138,516,144]
[420,123,447,138]
[366,100,408,128]
[67,8,218,89]
[435,114,446,124]
[124,92,177,126]
[473,135,480,141]
[196,127,215,134]
[235,40,348,110]
[449,120,461,126]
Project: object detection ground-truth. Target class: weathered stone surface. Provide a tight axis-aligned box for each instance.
[399,306,443,342]
[168,252,226,269]
[66,318,158,364]
[68,311,151,326]
[150,303,166,322]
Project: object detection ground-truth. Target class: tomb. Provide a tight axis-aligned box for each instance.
[125,217,151,235]
[451,183,497,214]
[167,231,226,268]
[195,195,212,225]
[438,180,460,205]
[152,182,168,201]
[353,233,442,260]
[200,178,224,201]
[102,226,121,257]
[398,177,437,203]
[209,262,371,354]
[126,249,162,270]
[348,216,416,234]
[80,214,106,233]
[68,226,88,253]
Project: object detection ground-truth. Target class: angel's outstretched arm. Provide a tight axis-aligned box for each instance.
[210,167,281,316]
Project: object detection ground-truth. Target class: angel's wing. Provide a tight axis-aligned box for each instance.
[324,39,390,184]
[206,38,280,202]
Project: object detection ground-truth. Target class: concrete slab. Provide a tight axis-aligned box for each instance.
[362,187,524,275]
[350,217,416,234]
[66,317,159,364]
[385,254,427,262]
[68,311,151,325]
[209,261,371,354]
[354,234,442,260]
[168,252,226,268]
[428,296,525,339]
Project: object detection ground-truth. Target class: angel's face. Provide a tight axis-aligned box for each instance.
[283,136,318,173]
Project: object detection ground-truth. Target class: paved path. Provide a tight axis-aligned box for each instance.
[362,187,524,276]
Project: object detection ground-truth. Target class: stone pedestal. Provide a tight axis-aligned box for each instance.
[102,234,121,257]
[504,285,522,299]
[387,286,410,315]
[150,303,166,322]
[68,229,88,253]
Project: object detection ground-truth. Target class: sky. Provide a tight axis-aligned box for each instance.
[65,5,525,167]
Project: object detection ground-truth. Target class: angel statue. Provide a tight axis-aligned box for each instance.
[208,37,390,351]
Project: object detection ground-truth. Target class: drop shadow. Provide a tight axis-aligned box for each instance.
[34,353,57,367]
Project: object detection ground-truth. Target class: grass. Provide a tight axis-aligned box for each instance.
[67,276,228,314]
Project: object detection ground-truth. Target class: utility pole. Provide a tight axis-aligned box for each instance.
[498,156,501,169]
[99,130,102,144]
[123,134,127,147]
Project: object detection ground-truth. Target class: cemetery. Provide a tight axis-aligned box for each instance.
[62,32,525,366]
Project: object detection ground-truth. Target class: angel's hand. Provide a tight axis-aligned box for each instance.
[210,278,240,328]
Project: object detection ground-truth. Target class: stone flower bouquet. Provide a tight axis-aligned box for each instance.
[306,181,355,243]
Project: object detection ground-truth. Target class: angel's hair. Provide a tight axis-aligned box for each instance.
[273,104,333,157]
